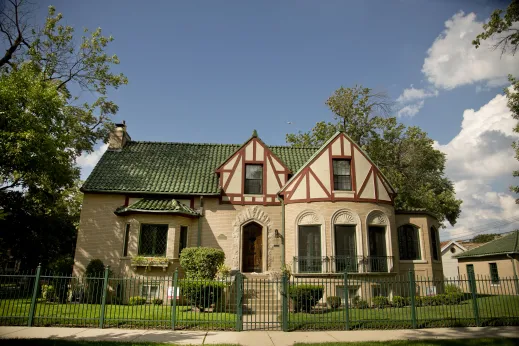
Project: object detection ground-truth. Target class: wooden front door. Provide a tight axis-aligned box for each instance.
[242,223,263,272]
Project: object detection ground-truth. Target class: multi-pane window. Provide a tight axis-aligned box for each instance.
[245,164,263,194]
[334,225,357,272]
[141,284,160,300]
[139,224,168,256]
[179,226,188,256]
[430,226,440,261]
[333,159,352,191]
[123,223,130,257]
[298,225,322,273]
[398,224,421,260]
[489,263,500,284]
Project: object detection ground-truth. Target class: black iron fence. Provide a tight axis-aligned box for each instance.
[292,256,394,274]
[1,265,518,331]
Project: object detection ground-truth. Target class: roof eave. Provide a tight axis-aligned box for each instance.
[456,251,519,259]
[114,209,200,217]
[82,188,221,196]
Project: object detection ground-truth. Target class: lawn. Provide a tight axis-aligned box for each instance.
[295,339,519,346]
[0,299,236,330]
[288,295,519,330]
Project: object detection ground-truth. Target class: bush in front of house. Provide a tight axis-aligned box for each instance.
[326,296,342,309]
[352,296,369,309]
[179,247,225,280]
[289,284,324,313]
[152,298,163,305]
[128,296,146,305]
[392,295,408,307]
[85,259,107,303]
[41,284,56,302]
[373,296,389,308]
[179,280,226,311]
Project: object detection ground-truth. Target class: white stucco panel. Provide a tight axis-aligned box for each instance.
[223,155,238,170]
[359,172,375,199]
[271,156,284,171]
[245,142,254,161]
[377,175,391,201]
[331,138,341,155]
[343,138,352,156]
[291,176,307,200]
[310,149,331,192]
[256,142,264,161]
[226,156,243,193]
[354,147,371,189]
[309,173,327,199]
[222,172,230,188]
[266,158,280,194]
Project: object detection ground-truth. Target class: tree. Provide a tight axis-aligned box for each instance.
[471,233,501,243]
[0,0,126,268]
[286,86,462,226]
[473,1,519,201]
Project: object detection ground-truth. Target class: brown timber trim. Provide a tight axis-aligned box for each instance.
[374,168,379,200]
[340,136,344,156]
[309,168,331,198]
[357,167,373,197]
[223,153,242,191]
[267,153,283,189]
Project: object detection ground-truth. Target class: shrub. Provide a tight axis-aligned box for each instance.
[152,298,163,305]
[128,296,146,305]
[48,256,74,275]
[445,292,464,305]
[85,259,107,304]
[85,259,106,277]
[326,296,342,309]
[352,296,369,309]
[216,263,231,278]
[180,248,225,279]
[373,296,389,308]
[41,285,56,302]
[392,295,408,307]
[180,280,226,311]
[444,284,462,294]
[289,284,323,313]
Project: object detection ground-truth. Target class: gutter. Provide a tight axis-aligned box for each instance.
[277,194,285,268]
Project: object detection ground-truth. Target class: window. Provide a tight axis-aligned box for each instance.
[333,159,352,191]
[141,284,160,300]
[139,224,168,256]
[450,247,456,254]
[123,223,130,257]
[245,164,263,194]
[466,264,475,278]
[334,225,358,272]
[336,286,359,304]
[398,224,421,260]
[298,225,322,273]
[430,227,440,261]
[489,263,500,284]
[179,226,188,256]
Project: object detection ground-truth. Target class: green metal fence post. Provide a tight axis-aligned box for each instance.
[468,271,480,326]
[99,266,110,329]
[171,269,178,330]
[282,272,289,332]
[408,270,417,329]
[235,272,243,332]
[344,272,349,331]
[27,264,42,327]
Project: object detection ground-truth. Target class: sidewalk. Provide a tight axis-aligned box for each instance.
[1,326,519,345]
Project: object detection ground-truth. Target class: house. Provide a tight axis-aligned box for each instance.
[440,240,482,279]
[456,231,519,295]
[74,123,443,283]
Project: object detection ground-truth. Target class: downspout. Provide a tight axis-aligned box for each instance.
[277,194,285,269]
[197,196,204,247]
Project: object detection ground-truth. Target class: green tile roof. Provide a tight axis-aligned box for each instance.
[82,141,317,194]
[455,231,519,258]
[114,198,199,216]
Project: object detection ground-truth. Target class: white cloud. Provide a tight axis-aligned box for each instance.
[435,92,519,240]
[396,87,438,103]
[422,11,519,90]
[397,100,424,117]
[76,143,108,179]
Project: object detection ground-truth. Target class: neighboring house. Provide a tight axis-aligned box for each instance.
[74,123,443,283]
[440,241,482,279]
[457,231,519,295]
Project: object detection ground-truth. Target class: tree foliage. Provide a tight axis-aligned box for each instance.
[471,233,501,243]
[0,0,126,269]
[473,1,519,201]
[286,85,461,226]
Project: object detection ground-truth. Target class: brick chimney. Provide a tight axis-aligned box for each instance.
[108,121,131,150]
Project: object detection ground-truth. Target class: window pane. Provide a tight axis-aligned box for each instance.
[245,179,262,194]
[246,165,263,179]
[335,225,357,272]
[298,226,321,273]
[398,225,421,260]
[123,224,130,257]
[430,227,439,261]
[179,226,188,255]
[333,160,350,175]
[490,263,499,284]
[245,164,263,194]
[139,224,168,256]
[333,159,351,191]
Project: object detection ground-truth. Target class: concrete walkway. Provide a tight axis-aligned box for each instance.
[0,326,518,345]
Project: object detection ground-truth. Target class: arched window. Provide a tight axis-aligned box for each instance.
[332,209,360,273]
[296,211,323,273]
[398,224,421,260]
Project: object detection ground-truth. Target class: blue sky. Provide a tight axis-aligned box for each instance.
[40,0,518,239]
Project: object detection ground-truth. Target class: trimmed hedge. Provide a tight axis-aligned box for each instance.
[179,248,225,279]
[289,284,324,313]
[179,280,226,311]
[373,296,389,308]
[128,296,146,305]
[326,296,341,309]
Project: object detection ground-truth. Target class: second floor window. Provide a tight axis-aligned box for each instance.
[333,159,352,191]
[245,164,263,194]
[398,224,421,260]
[139,224,168,256]
[179,226,188,256]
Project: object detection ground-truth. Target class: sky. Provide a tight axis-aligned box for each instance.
[37,0,519,241]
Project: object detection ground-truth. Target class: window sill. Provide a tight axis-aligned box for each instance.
[400,260,428,264]
[243,194,263,197]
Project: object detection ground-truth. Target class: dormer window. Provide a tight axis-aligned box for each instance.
[333,159,352,191]
[245,164,263,194]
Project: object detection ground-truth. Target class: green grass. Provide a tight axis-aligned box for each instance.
[295,339,519,346]
[288,296,519,330]
[0,299,236,330]
[0,340,239,346]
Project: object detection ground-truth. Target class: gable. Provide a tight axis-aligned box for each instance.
[280,132,395,204]
[216,136,291,205]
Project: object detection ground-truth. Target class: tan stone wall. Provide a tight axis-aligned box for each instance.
[395,214,443,279]
[458,255,519,295]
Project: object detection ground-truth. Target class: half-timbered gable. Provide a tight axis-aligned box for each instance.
[279,132,395,204]
[215,133,291,205]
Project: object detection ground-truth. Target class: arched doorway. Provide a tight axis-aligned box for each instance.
[242,222,263,273]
